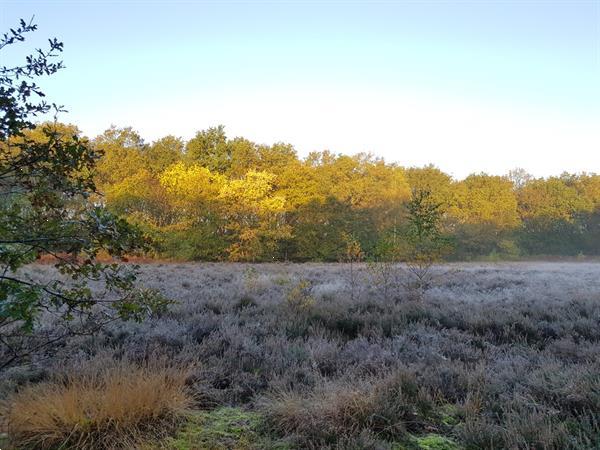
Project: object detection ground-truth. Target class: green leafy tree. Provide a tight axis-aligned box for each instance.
[256,142,298,175]
[0,19,64,139]
[94,126,147,188]
[0,20,168,369]
[146,135,184,174]
[228,137,260,178]
[517,176,594,255]
[451,174,520,258]
[398,188,453,297]
[186,125,230,173]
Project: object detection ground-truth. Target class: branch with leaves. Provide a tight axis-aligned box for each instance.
[0,20,167,369]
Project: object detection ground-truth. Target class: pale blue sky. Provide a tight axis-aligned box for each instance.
[1,0,599,178]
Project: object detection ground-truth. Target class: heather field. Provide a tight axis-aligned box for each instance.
[2,262,600,449]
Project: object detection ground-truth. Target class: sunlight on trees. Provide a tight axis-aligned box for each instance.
[82,122,600,262]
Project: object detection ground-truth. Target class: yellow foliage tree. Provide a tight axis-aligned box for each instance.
[453,174,520,228]
[105,168,172,227]
[219,171,290,261]
[159,162,225,227]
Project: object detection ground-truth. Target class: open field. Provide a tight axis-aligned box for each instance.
[2,262,600,449]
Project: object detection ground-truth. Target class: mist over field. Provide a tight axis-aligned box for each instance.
[1,1,599,449]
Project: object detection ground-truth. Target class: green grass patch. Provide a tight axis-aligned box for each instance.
[439,404,461,427]
[165,407,289,450]
[389,434,462,450]
[413,434,461,450]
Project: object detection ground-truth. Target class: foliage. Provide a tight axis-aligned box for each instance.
[219,170,290,261]
[0,21,160,368]
[84,118,600,262]
[397,189,453,295]
[186,125,230,173]
[2,25,596,263]
[285,279,315,312]
[0,19,64,139]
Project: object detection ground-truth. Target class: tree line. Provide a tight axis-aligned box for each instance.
[9,122,600,262]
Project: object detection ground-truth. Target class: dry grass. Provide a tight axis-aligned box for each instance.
[3,359,191,450]
[261,370,439,447]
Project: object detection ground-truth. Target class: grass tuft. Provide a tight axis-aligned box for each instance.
[4,360,191,450]
[261,370,440,447]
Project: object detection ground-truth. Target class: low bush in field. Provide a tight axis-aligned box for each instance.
[4,359,191,450]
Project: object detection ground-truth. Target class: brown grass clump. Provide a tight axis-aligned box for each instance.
[4,360,191,450]
[261,370,438,447]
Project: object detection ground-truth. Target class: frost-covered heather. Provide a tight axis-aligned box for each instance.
[4,262,600,448]
[19,261,600,306]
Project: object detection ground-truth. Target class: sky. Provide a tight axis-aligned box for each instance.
[1,0,599,179]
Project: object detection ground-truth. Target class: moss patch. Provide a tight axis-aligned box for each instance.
[388,434,461,450]
[439,404,461,427]
[165,407,288,450]
[414,434,461,450]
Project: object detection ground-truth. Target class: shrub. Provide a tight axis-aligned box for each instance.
[236,295,258,310]
[366,259,398,301]
[261,370,439,447]
[242,266,260,294]
[285,279,315,312]
[4,359,191,449]
[341,234,364,301]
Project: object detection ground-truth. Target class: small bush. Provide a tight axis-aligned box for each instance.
[236,295,258,310]
[4,360,191,450]
[243,266,260,294]
[285,279,315,312]
[366,259,397,301]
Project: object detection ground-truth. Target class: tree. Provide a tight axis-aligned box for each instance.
[219,170,291,261]
[341,233,364,301]
[94,126,147,188]
[228,137,260,178]
[517,176,594,255]
[398,188,452,297]
[508,168,533,191]
[451,174,520,258]
[0,19,64,139]
[186,125,230,173]
[146,135,183,174]
[405,165,455,208]
[158,161,227,259]
[105,168,173,227]
[0,20,167,369]
[256,142,297,174]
